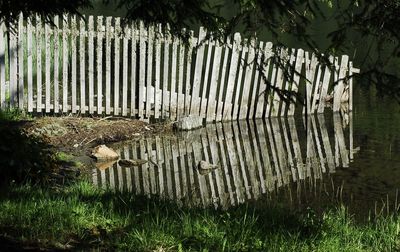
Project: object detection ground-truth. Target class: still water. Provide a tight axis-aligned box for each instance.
[90,91,400,215]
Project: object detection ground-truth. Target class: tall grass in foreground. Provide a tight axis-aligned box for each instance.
[0,181,399,251]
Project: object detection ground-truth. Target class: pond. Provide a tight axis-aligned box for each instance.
[90,91,400,215]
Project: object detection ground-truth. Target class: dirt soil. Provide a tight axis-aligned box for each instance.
[22,116,174,152]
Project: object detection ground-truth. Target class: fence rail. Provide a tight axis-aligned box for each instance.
[0,13,359,121]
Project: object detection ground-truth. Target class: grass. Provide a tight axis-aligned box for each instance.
[0,180,399,251]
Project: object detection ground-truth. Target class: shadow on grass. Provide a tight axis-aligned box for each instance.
[0,111,58,186]
[0,181,327,251]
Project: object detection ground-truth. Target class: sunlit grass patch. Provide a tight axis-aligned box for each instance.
[0,181,399,251]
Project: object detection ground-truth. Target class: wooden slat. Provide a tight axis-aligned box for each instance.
[154,24,162,119]
[18,13,24,110]
[206,40,222,122]
[114,17,121,115]
[255,42,273,118]
[0,23,6,108]
[9,22,18,108]
[122,25,129,116]
[177,37,185,119]
[53,16,60,113]
[162,25,170,118]
[222,34,241,120]
[279,49,296,117]
[138,21,146,119]
[200,38,213,119]
[270,48,289,117]
[26,19,33,112]
[96,16,103,115]
[105,17,112,114]
[288,49,304,116]
[239,39,256,120]
[79,16,86,114]
[146,24,154,119]
[333,55,349,112]
[45,21,51,112]
[317,56,333,113]
[190,27,207,116]
[184,31,194,116]
[303,52,318,115]
[170,35,178,120]
[130,23,137,117]
[215,39,230,122]
[88,16,94,114]
[310,64,323,113]
[62,14,69,113]
[232,43,246,120]
[71,15,77,113]
[249,41,264,119]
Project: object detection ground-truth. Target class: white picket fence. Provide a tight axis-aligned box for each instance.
[0,13,359,121]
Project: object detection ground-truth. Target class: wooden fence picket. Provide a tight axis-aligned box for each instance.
[114,17,121,115]
[18,13,24,110]
[27,19,33,112]
[54,16,60,113]
[0,23,5,109]
[146,24,154,119]
[190,27,206,116]
[96,16,103,115]
[122,25,129,116]
[71,15,77,114]
[88,16,94,114]
[105,16,112,114]
[80,16,86,114]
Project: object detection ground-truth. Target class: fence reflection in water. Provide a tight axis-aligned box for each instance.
[92,113,355,209]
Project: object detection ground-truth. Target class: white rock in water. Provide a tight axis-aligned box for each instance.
[91,145,120,161]
[174,115,203,131]
[197,160,219,175]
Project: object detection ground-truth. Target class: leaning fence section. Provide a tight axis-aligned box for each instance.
[0,13,360,121]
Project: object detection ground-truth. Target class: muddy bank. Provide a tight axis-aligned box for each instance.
[22,116,174,152]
